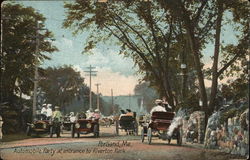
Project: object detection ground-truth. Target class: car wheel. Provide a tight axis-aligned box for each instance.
[168,138,171,144]
[26,126,31,136]
[50,126,53,138]
[147,128,152,145]
[177,129,182,146]
[71,124,75,138]
[115,120,119,136]
[141,128,145,143]
[94,124,99,138]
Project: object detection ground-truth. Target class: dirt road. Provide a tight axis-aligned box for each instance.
[0,126,246,160]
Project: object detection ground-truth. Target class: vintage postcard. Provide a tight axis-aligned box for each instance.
[0,0,249,160]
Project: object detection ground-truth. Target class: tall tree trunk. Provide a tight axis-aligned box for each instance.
[209,1,224,115]
[186,27,208,112]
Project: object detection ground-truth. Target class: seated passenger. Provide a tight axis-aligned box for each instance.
[77,112,87,119]
[92,109,101,120]
[162,98,172,112]
[41,104,47,116]
[125,109,134,117]
[150,99,166,115]
[69,112,76,122]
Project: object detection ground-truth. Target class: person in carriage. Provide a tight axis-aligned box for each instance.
[150,99,166,115]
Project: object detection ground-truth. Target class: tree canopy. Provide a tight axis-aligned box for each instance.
[1,3,58,103]
[63,0,249,119]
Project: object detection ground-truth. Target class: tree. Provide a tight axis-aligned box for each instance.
[63,0,249,121]
[134,82,159,112]
[39,66,85,113]
[1,3,58,103]
[63,0,201,109]
[157,0,249,117]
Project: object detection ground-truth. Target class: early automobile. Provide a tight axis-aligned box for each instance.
[115,112,138,135]
[71,118,99,138]
[141,111,182,145]
[26,114,61,138]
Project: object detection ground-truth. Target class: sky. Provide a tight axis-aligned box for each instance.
[11,1,240,96]
[15,1,140,96]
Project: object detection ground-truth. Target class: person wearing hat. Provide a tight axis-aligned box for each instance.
[162,97,172,112]
[125,109,134,117]
[41,104,47,116]
[92,109,101,120]
[46,104,53,120]
[52,106,63,122]
[150,99,166,115]
[70,112,77,122]
[86,110,93,119]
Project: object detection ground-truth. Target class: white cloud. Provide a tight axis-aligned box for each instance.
[53,37,73,49]
[73,65,139,96]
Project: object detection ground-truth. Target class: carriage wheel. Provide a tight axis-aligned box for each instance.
[26,126,31,136]
[115,120,119,135]
[71,124,75,138]
[141,128,145,143]
[147,128,152,144]
[49,126,53,138]
[177,129,182,145]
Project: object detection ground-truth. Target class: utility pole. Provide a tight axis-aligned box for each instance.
[32,20,42,121]
[95,83,101,110]
[0,10,11,103]
[129,93,131,109]
[84,65,97,111]
[111,89,114,114]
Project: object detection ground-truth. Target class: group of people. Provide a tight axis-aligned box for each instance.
[119,109,135,120]
[69,109,101,122]
[40,104,62,122]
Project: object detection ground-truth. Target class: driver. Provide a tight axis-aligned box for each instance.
[52,106,63,122]
[92,109,101,120]
[150,99,166,115]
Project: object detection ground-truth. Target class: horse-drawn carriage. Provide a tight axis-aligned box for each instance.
[141,111,182,145]
[115,113,138,135]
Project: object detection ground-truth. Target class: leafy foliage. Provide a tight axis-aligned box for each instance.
[39,66,85,112]
[1,3,58,102]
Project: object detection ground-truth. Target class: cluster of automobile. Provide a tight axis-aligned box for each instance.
[26,111,182,146]
[26,113,99,138]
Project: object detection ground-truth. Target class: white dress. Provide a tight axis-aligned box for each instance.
[150,105,166,115]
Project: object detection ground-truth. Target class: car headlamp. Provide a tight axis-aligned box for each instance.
[31,124,35,128]
[75,123,80,129]
[86,123,91,128]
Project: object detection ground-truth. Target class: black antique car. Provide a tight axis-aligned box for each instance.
[141,112,182,145]
[26,114,61,138]
[115,113,138,135]
[71,118,99,138]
